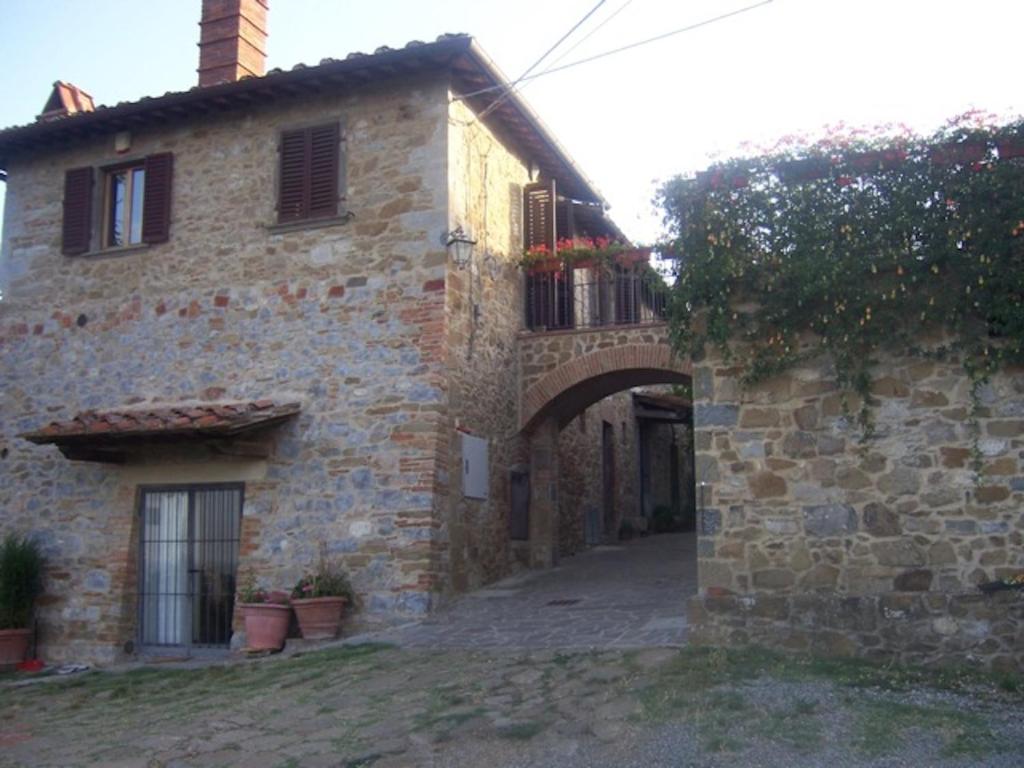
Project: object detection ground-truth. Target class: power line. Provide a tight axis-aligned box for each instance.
[474,0,608,122]
[544,0,636,73]
[457,0,774,103]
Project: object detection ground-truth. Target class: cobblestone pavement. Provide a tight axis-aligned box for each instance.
[366,532,697,650]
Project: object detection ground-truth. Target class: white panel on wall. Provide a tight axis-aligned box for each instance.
[462,433,489,500]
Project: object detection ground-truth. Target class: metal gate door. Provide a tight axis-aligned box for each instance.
[139,485,242,652]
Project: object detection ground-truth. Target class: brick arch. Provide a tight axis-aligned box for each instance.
[520,343,692,431]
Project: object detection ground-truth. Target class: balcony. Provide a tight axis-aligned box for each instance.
[524,258,669,332]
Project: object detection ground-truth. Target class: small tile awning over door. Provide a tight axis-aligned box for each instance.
[20,400,300,462]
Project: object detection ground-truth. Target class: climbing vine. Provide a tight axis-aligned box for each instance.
[658,113,1024,442]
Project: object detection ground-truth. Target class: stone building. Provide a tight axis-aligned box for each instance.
[0,1,685,664]
[8,0,1009,675]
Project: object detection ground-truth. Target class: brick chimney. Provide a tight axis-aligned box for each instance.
[198,0,268,87]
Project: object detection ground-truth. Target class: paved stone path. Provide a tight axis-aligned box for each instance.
[366,532,697,650]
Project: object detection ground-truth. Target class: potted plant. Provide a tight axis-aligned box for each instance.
[236,571,291,651]
[0,534,45,668]
[290,550,354,640]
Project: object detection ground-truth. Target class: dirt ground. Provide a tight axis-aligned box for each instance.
[1,644,1022,768]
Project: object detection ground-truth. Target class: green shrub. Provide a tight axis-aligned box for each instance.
[0,533,45,629]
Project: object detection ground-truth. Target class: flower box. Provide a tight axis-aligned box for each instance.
[997,139,1024,160]
[525,257,566,274]
[847,149,907,173]
[929,142,987,166]
[615,248,652,267]
[777,157,831,184]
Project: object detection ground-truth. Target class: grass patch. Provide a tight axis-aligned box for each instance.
[641,645,1023,700]
[496,720,545,740]
[413,684,484,735]
[856,699,1006,759]
[752,697,824,753]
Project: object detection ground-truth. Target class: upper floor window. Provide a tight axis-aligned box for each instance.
[61,152,173,256]
[277,123,342,224]
[104,164,145,247]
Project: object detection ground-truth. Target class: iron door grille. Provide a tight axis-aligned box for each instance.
[139,485,243,650]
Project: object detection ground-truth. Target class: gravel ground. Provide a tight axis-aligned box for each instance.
[1,644,1021,767]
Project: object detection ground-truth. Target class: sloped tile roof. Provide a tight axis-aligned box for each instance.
[22,400,300,444]
[0,34,610,209]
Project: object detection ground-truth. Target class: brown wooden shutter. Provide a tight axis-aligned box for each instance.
[278,128,308,222]
[61,167,93,255]
[555,198,575,242]
[307,123,339,219]
[142,152,174,244]
[523,180,556,251]
[278,123,340,223]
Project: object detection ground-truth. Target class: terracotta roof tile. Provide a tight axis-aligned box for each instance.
[21,400,301,445]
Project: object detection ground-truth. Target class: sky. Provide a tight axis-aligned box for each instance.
[2,0,1023,244]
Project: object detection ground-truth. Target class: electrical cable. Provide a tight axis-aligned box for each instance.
[544,0,636,73]
[457,0,773,104]
[474,0,608,122]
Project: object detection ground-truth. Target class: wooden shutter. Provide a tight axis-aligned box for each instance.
[307,123,339,219]
[555,198,575,242]
[61,167,93,255]
[278,123,339,223]
[142,152,174,244]
[523,180,556,251]
[279,128,307,222]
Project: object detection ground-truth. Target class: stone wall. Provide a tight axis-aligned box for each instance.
[557,391,640,555]
[0,75,453,663]
[642,420,696,528]
[440,97,532,593]
[689,350,1024,671]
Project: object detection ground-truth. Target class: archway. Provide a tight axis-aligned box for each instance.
[519,343,693,568]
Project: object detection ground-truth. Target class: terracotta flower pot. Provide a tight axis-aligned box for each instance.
[240,603,291,651]
[292,597,346,640]
[0,628,32,668]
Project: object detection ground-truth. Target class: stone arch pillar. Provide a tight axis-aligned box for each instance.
[527,416,560,568]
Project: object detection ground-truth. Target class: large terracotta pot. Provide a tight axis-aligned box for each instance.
[240,603,291,651]
[0,628,31,668]
[291,597,346,640]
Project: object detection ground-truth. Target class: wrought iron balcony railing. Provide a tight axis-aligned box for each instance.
[524,264,669,332]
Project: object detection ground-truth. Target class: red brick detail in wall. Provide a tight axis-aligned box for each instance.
[198,0,269,87]
[519,342,691,431]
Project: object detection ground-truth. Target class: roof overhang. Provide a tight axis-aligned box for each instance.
[21,400,300,463]
[0,35,610,209]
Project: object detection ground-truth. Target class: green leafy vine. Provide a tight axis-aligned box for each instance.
[658,113,1024,454]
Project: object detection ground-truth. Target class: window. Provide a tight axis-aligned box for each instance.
[104,164,146,247]
[139,484,242,650]
[61,152,173,256]
[278,123,342,223]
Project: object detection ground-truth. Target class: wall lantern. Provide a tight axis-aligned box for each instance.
[443,226,477,269]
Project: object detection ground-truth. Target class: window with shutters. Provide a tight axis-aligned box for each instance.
[277,123,342,224]
[61,152,173,255]
[103,163,146,247]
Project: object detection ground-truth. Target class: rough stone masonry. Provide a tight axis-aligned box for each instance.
[688,349,1024,672]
